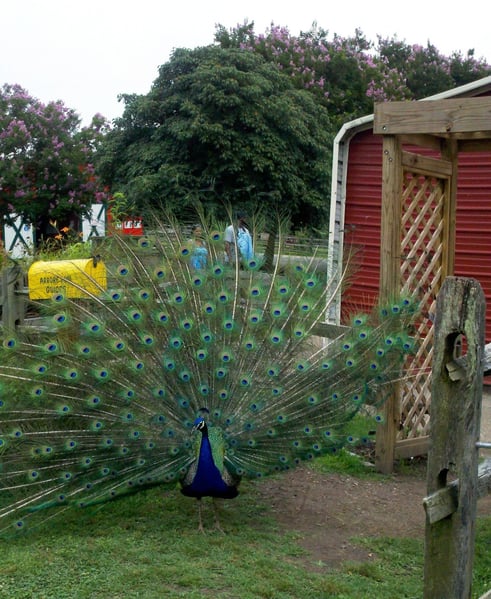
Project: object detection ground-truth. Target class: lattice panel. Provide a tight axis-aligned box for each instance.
[398,171,446,439]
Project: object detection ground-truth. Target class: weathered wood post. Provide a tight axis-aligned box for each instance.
[423,276,485,599]
[1,265,26,331]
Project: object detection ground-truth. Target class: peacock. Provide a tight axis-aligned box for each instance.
[0,212,417,534]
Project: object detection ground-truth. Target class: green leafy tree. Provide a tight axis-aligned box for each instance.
[97,46,334,229]
[449,48,491,87]
[0,84,109,236]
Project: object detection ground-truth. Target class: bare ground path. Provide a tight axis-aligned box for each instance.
[256,388,491,569]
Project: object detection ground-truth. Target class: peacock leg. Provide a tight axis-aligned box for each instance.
[197,499,205,533]
[212,498,225,533]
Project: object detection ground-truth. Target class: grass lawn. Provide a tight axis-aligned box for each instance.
[1,456,490,599]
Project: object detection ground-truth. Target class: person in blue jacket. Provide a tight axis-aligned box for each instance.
[224,212,254,266]
[189,224,208,270]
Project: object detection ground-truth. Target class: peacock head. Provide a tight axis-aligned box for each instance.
[193,416,207,433]
[193,407,210,433]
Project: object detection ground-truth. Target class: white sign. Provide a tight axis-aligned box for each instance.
[3,215,34,258]
[82,204,106,241]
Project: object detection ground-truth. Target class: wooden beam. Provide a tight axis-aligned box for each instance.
[423,459,491,524]
[394,436,429,460]
[440,139,458,277]
[374,98,491,136]
[375,135,403,474]
[401,151,453,178]
[400,133,443,151]
[379,135,403,301]
[312,322,350,338]
[458,139,491,153]
[1,267,26,331]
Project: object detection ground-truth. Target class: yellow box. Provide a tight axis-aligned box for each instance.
[28,259,107,300]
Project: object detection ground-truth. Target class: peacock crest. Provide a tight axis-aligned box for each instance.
[0,212,417,533]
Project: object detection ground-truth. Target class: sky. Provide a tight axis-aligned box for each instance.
[2,0,491,126]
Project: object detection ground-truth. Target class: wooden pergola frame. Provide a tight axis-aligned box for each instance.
[373,97,491,473]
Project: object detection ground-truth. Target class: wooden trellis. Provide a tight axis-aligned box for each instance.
[373,97,491,473]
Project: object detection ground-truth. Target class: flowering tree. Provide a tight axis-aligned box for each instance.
[215,23,410,127]
[215,23,491,128]
[0,84,109,238]
[377,38,491,98]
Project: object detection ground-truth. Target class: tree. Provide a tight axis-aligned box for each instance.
[373,37,490,100]
[97,46,335,229]
[215,23,390,129]
[0,84,109,238]
[216,22,491,124]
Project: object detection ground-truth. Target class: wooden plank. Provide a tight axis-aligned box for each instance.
[400,133,443,151]
[401,151,453,177]
[1,266,26,331]
[423,277,485,599]
[394,436,429,459]
[374,98,491,136]
[423,459,491,524]
[440,139,458,280]
[376,135,403,474]
[312,322,350,338]
[379,135,403,305]
[458,139,491,152]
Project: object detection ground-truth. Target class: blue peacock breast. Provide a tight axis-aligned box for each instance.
[181,435,238,499]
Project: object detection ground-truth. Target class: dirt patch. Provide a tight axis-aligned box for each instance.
[256,465,428,568]
[257,464,491,569]
[257,405,491,572]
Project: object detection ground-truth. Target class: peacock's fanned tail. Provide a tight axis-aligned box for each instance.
[0,215,417,533]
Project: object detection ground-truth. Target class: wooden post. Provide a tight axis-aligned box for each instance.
[423,277,485,599]
[440,138,458,277]
[1,265,25,331]
[376,134,403,474]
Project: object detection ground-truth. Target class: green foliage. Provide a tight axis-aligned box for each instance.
[377,38,491,99]
[105,191,136,228]
[473,516,491,595]
[29,224,92,261]
[35,241,92,261]
[97,46,334,230]
[216,23,384,125]
[313,449,380,478]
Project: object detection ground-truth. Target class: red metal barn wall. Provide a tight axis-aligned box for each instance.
[342,129,491,343]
